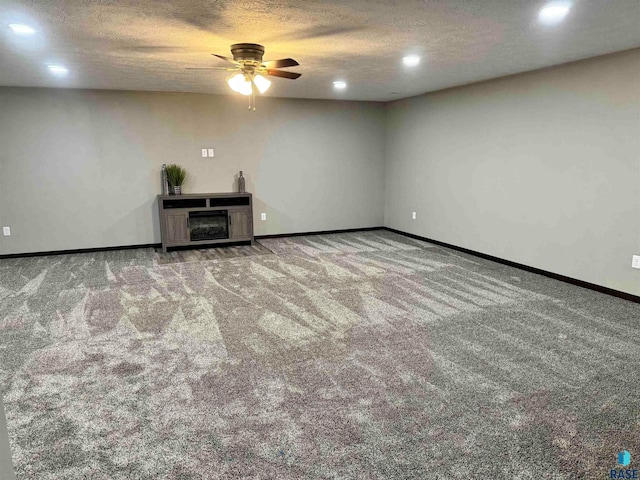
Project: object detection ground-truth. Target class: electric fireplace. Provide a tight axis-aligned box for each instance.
[158,193,253,253]
[189,210,229,241]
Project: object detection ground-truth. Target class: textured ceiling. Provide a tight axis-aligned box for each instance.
[1,0,639,101]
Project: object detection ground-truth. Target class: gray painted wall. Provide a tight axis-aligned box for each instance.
[0,90,386,255]
[385,49,640,296]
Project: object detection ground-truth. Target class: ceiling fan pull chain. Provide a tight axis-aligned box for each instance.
[251,80,257,112]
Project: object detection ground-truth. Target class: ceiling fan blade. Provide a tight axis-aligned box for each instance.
[266,69,302,80]
[212,54,240,65]
[263,58,299,69]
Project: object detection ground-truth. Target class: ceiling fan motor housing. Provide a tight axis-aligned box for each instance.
[230,43,265,64]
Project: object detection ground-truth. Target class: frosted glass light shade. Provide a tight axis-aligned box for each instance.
[253,74,271,94]
[227,73,252,96]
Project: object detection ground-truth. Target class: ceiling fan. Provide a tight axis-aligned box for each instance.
[187,43,301,111]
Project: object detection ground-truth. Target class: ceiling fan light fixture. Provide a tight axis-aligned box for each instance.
[227,73,252,96]
[253,74,271,94]
[195,44,299,108]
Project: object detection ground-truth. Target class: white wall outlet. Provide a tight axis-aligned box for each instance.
[260,213,267,221]
[201,149,208,157]
[412,211,417,220]
[2,226,10,236]
[632,255,640,269]
[208,148,214,157]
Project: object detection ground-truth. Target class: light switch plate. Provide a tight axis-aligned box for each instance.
[412,211,417,220]
[208,148,214,157]
[632,255,640,269]
[260,213,267,221]
[201,149,208,157]
[2,227,10,236]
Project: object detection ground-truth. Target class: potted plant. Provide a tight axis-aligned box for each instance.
[165,164,188,195]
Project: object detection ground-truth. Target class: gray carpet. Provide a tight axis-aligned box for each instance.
[155,242,274,264]
[0,230,638,479]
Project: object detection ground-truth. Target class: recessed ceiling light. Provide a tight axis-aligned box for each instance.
[47,65,69,76]
[538,2,572,25]
[8,24,35,35]
[333,81,347,90]
[402,55,421,67]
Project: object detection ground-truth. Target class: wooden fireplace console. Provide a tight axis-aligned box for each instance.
[157,192,254,253]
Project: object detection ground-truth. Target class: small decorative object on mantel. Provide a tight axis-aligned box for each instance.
[238,171,246,193]
[161,164,169,195]
[165,164,188,195]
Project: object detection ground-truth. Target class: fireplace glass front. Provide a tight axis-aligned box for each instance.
[189,211,229,241]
